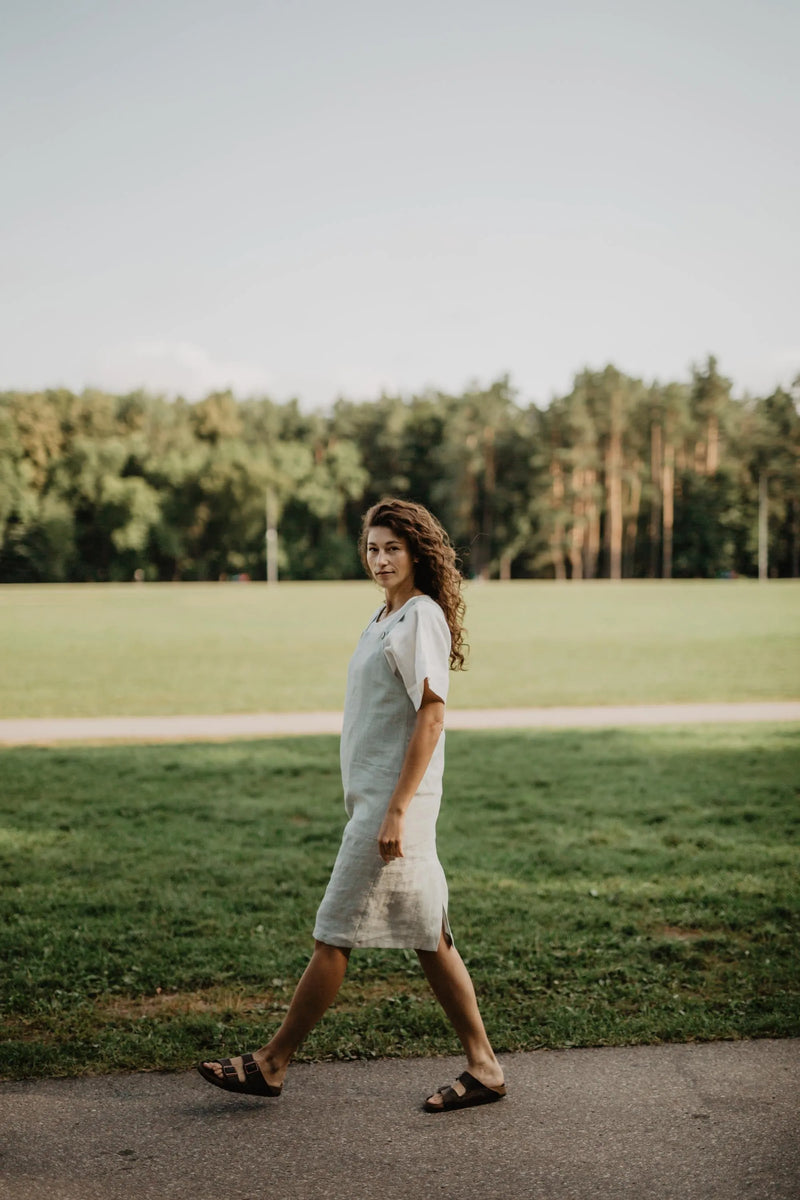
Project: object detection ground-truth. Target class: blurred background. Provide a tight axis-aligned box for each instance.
[1,0,798,582]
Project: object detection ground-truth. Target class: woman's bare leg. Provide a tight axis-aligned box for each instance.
[202,940,350,1086]
[417,930,503,1107]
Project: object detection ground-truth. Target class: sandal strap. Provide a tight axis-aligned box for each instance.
[218,1054,262,1081]
[433,1073,479,1105]
[242,1053,261,1076]
[458,1071,482,1090]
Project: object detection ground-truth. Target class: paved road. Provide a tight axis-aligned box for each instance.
[1,1040,798,1200]
[2,701,799,744]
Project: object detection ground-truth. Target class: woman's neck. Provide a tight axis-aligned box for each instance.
[381,583,422,618]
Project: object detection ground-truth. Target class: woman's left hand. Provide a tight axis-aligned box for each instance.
[377,810,405,862]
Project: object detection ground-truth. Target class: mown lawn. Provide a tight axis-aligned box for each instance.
[2,579,798,717]
[2,724,797,1080]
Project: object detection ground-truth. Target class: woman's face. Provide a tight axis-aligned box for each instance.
[365,525,415,591]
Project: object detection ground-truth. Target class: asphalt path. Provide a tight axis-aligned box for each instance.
[2,701,799,743]
[1,1040,798,1200]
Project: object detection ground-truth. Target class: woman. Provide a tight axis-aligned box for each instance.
[198,498,505,1112]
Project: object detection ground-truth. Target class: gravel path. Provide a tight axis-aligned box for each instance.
[1,701,798,744]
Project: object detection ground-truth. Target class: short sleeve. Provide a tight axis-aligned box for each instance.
[383,598,451,711]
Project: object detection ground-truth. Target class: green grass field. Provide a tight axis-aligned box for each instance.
[2,725,798,1080]
[2,579,798,717]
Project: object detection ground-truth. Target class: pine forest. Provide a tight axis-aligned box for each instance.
[1,357,798,583]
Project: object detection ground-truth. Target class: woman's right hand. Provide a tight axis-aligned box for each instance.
[377,809,405,863]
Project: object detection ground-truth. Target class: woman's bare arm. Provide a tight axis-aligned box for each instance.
[377,678,445,862]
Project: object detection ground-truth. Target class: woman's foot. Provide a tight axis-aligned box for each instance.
[198,1049,287,1096]
[424,1065,506,1112]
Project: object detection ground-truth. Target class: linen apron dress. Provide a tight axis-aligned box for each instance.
[313,594,453,952]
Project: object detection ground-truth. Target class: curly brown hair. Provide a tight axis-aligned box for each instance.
[359,498,467,671]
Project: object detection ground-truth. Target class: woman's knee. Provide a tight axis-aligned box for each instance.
[416,928,455,961]
[314,939,351,962]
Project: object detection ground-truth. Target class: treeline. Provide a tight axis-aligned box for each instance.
[1,358,798,583]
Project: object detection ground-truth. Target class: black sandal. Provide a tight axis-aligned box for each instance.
[196,1053,282,1097]
[423,1070,506,1113]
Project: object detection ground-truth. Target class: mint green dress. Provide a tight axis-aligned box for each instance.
[313,595,453,951]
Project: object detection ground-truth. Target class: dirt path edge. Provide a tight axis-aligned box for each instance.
[1,701,799,744]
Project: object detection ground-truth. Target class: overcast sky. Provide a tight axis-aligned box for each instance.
[2,0,797,409]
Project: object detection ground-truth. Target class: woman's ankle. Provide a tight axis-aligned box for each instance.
[466,1052,502,1080]
[256,1046,290,1074]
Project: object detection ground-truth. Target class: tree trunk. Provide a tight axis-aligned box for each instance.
[706,414,719,475]
[605,394,623,579]
[568,466,584,580]
[790,496,800,578]
[758,471,768,581]
[662,444,674,580]
[481,424,495,581]
[549,458,567,581]
[266,489,279,584]
[624,465,642,578]
[499,552,512,581]
[584,469,600,579]
[648,421,662,577]
[460,434,479,577]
